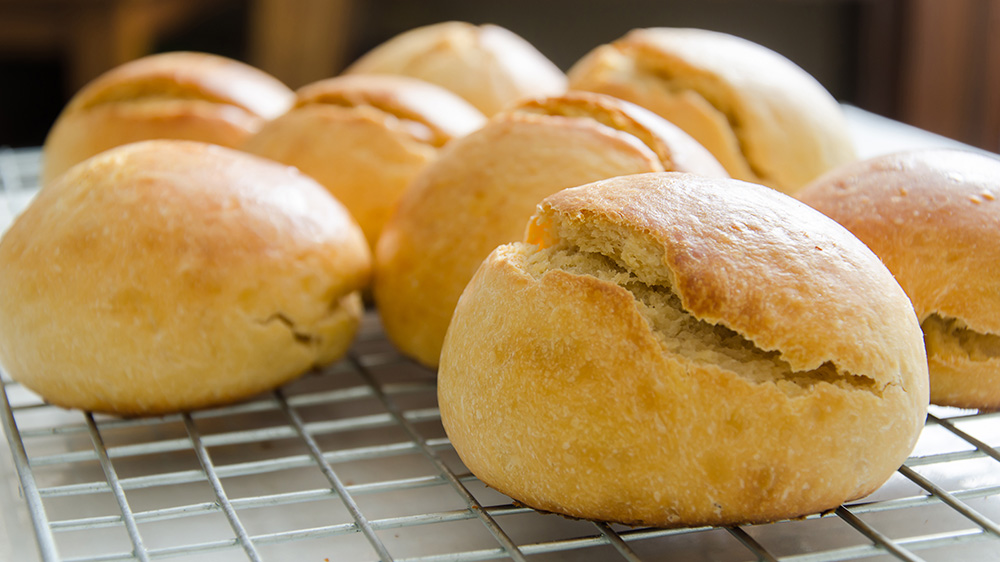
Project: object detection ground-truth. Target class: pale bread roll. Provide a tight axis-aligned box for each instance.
[243,74,486,250]
[374,92,727,368]
[439,172,928,527]
[568,27,856,193]
[42,51,294,185]
[798,149,1000,409]
[0,141,370,416]
[344,21,567,116]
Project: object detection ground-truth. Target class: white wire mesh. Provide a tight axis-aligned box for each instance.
[1,147,999,562]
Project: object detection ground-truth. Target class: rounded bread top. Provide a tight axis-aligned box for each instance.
[797,149,1000,334]
[344,21,567,115]
[4,140,371,309]
[293,74,486,146]
[568,27,855,192]
[526,172,923,385]
[64,51,294,119]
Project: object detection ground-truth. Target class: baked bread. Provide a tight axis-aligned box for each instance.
[42,51,294,185]
[243,74,486,250]
[439,172,928,527]
[568,27,856,193]
[0,140,370,416]
[344,21,567,116]
[797,149,1000,409]
[374,92,727,368]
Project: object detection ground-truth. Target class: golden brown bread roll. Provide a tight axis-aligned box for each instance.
[797,149,1000,409]
[0,141,370,416]
[42,51,294,185]
[568,27,856,193]
[439,172,928,527]
[344,21,567,116]
[374,92,727,368]
[243,74,486,250]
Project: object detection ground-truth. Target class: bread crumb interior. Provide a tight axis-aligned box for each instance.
[923,314,1000,361]
[523,223,876,396]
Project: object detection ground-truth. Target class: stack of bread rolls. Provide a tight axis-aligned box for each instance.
[3,20,979,530]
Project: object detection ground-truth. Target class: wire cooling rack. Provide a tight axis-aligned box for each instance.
[2,145,1000,562]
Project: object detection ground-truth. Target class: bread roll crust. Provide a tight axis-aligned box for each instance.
[374,92,727,368]
[244,75,485,249]
[345,21,567,115]
[568,28,855,193]
[0,141,370,416]
[798,149,1000,408]
[439,172,928,527]
[42,52,294,184]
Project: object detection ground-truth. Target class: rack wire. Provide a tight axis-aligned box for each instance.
[2,146,1000,562]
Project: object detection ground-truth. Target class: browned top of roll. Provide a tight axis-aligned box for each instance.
[797,149,1000,334]
[293,74,486,146]
[568,27,855,193]
[345,21,567,115]
[65,51,294,119]
[527,172,921,380]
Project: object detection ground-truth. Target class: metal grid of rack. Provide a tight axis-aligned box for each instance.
[2,146,1000,562]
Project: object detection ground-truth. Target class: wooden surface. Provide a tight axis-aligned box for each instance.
[897,0,1000,151]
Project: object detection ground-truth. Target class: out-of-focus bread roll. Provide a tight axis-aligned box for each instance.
[439,172,928,527]
[568,27,856,193]
[798,149,1000,409]
[42,51,294,185]
[344,21,567,116]
[0,141,370,416]
[374,92,727,368]
[243,74,486,250]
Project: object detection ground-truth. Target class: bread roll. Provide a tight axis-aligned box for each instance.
[243,74,486,250]
[344,21,567,116]
[797,149,1000,409]
[439,172,928,527]
[568,27,856,193]
[42,51,294,185]
[374,92,727,368]
[0,141,370,416]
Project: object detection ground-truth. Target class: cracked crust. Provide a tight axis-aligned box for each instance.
[374,92,727,368]
[798,149,1000,408]
[244,75,485,250]
[0,141,371,416]
[568,27,855,193]
[42,52,294,185]
[439,172,928,527]
[344,21,567,116]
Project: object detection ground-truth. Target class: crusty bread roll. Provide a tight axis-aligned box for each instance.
[42,51,294,185]
[374,92,727,368]
[0,140,370,416]
[797,149,1000,410]
[439,172,928,527]
[344,21,567,116]
[243,74,486,250]
[568,27,856,193]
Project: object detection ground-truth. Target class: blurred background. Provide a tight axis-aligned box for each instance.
[0,0,996,151]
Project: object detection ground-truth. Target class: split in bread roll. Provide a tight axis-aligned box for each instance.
[243,74,486,250]
[344,21,567,116]
[0,140,370,416]
[568,27,856,193]
[797,149,1000,410]
[42,51,294,185]
[439,172,928,527]
[374,91,727,368]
